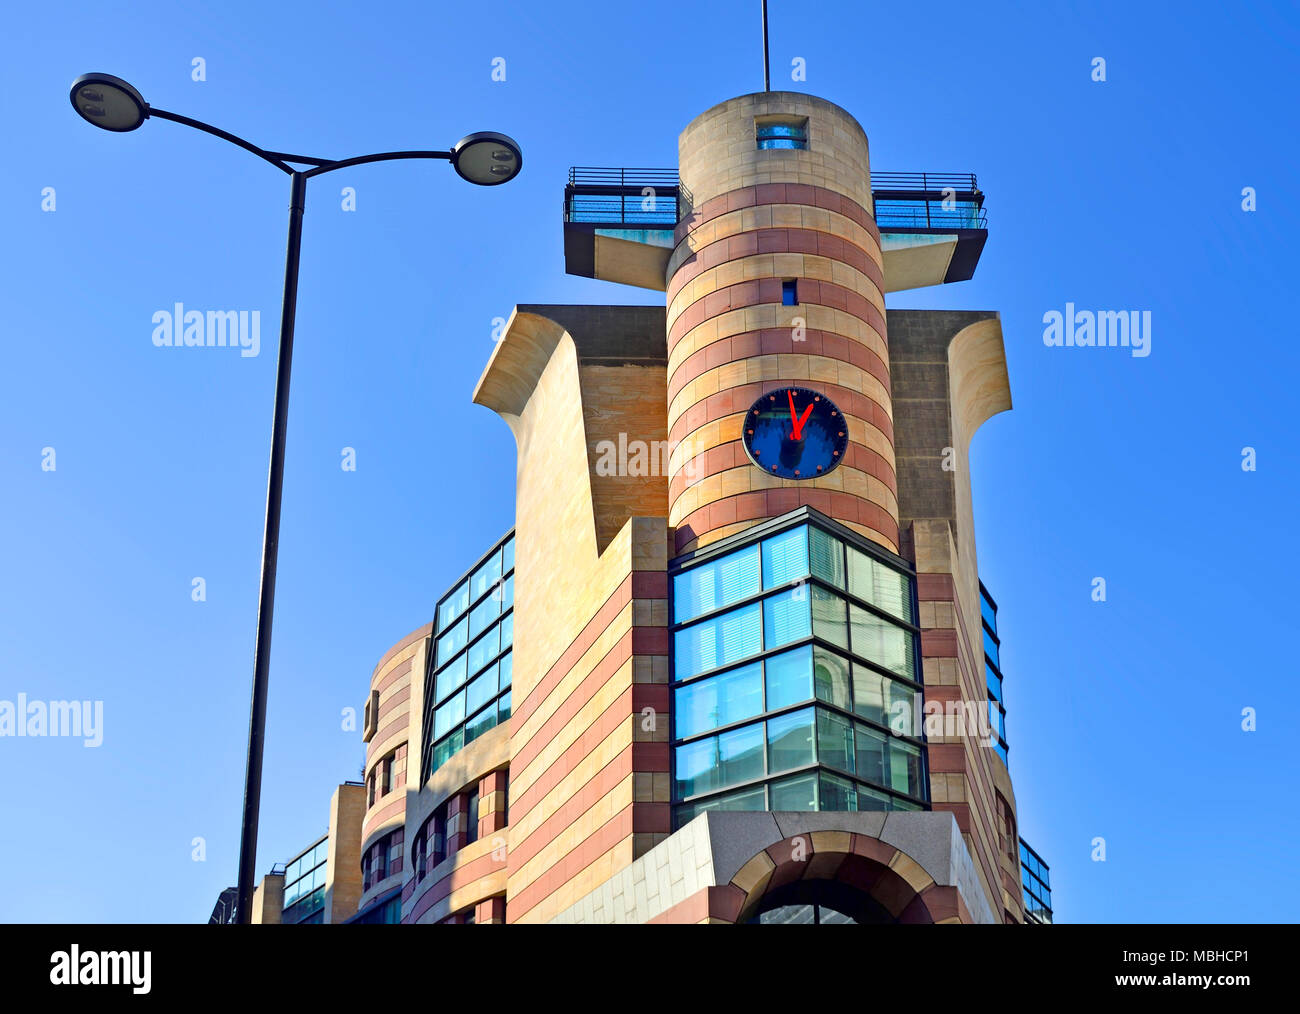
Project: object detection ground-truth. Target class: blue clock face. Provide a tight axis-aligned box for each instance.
[741,387,848,480]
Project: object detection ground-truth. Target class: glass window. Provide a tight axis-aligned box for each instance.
[811,585,849,649]
[497,689,512,723]
[855,724,888,786]
[466,790,480,844]
[468,624,500,675]
[767,707,815,774]
[847,547,913,624]
[849,605,915,680]
[675,662,763,739]
[469,592,501,639]
[761,526,809,589]
[980,590,997,632]
[819,772,858,811]
[465,703,498,744]
[809,527,845,588]
[817,709,855,773]
[438,581,469,631]
[983,627,1000,667]
[857,783,890,811]
[434,652,467,702]
[675,785,766,825]
[890,739,923,797]
[812,648,851,710]
[433,729,463,770]
[756,119,808,150]
[470,550,502,602]
[769,772,817,811]
[764,645,813,710]
[501,573,515,611]
[675,722,765,798]
[466,663,498,716]
[986,662,1002,703]
[436,616,468,669]
[499,613,513,651]
[672,544,760,623]
[763,588,811,649]
[675,602,762,681]
[502,537,515,575]
[499,651,513,690]
[433,689,466,741]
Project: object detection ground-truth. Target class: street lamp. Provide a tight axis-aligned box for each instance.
[70,72,521,924]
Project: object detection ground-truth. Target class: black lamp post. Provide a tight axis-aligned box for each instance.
[70,72,522,924]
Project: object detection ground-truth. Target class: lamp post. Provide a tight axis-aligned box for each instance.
[70,72,522,924]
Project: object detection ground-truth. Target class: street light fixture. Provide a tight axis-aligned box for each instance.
[69,72,521,924]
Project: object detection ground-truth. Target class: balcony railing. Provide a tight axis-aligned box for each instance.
[565,167,986,231]
[565,167,684,227]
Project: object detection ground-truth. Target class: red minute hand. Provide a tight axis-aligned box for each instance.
[791,401,814,441]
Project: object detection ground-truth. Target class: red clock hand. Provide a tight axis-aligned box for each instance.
[787,390,798,437]
[791,402,814,441]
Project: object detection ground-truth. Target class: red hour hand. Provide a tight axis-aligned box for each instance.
[790,398,814,441]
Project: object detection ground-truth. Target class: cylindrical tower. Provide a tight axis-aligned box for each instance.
[665,92,897,556]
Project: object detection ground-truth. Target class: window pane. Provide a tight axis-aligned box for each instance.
[436,616,468,669]
[675,722,765,797]
[674,662,763,739]
[433,728,463,770]
[466,663,498,716]
[435,652,467,703]
[811,586,849,649]
[465,704,498,744]
[470,550,503,602]
[980,590,996,631]
[809,527,845,588]
[857,783,890,811]
[763,588,811,649]
[812,648,851,710]
[769,772,817,811]
[764,645,813,710]
[497,689,512,723]
[983,627,1000,667]
[849,605,915,680]
[499,651,512,690]
[761,525,809,589]
[499,613,513,651]
[469,592,501,639]
[433,689,466,741]
[817,709,855,773]
[438,582,469,631]
[847,549,913,624]
[890,739,923,797]
[767,707,815,774]
[501,574,514,611]
[855,724,888,786]
[851,663,884,725]
[502,538,515,575]
[676,785,766,825]
[672,545,760,623]
[674,602,762,680]
[819,772,858,811]
[468,625,500,675]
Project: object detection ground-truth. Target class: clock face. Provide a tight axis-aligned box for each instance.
[741,386,848,480]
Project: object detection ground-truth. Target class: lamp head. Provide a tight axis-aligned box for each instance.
[70,73,149,132]
[450,132,522,186]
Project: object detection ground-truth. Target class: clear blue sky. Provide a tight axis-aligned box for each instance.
[2,0,1296,923]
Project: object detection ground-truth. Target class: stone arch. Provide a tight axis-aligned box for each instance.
[725,831,971,924]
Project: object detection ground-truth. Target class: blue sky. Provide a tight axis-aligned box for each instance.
[1,0,1296,923]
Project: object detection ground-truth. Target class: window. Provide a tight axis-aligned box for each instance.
[430,804,447,866]
[756,117,808,150]
[465,789,480,845]
[424,532,517,782]
[670,516,928,826]
[781,279,798,306]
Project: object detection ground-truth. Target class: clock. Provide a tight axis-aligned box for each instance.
[741,386,848,480]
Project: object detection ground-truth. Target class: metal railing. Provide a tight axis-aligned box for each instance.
[565,167,986,231]
[565,167,685,227]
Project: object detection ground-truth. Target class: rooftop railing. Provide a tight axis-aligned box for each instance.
[565,167,987,230]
